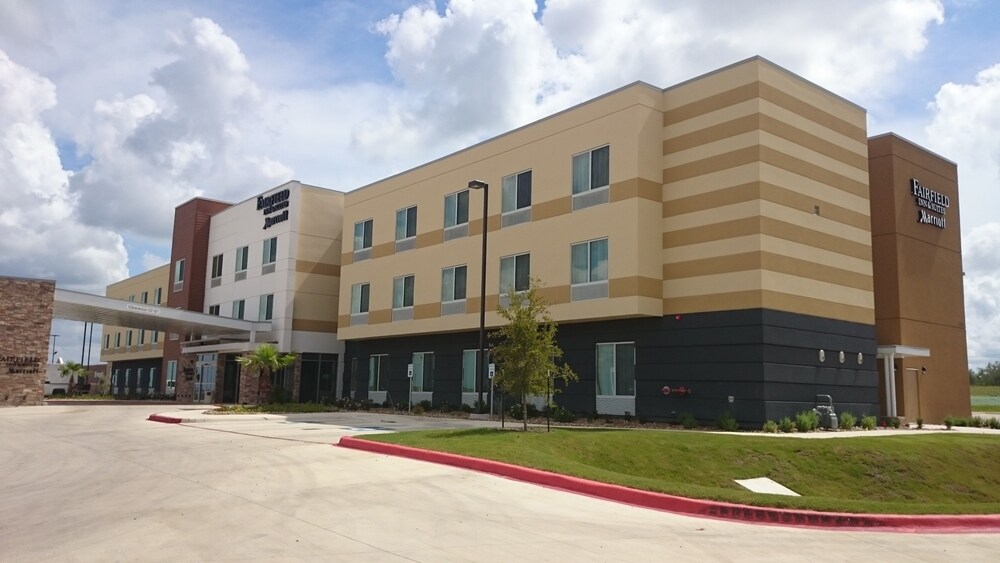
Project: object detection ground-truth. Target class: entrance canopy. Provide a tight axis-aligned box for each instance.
[876,344,931,418]
[53,288,270,342]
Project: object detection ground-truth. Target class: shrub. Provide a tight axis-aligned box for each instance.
[989,418,1000,430]
[526,403,541,418]
[418,400,433,411]
[795,410,819,433]
[587,410,599,422]
[970,415,986,428]
[395,401,409,412]
[944,415,954,430]
[916,417,924,429]
[839,411,857,430]
[439,400,452,413]
[509,403,524,419]
[623,411,633,423]
[473,399,489,414]
[762,420,779,433]
[638,415,648,425]
[550,404,576,423]
[860,415,877,430]
[778,416,794,433]
[717,413,738,431]
[411,405,425,415]
[459,403,473,413]
[678,413,697,429]
[887,417,901,429]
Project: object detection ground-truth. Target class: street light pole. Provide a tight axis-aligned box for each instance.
[469,180,489,413]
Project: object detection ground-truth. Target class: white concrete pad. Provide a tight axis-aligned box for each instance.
[735,477,800,496]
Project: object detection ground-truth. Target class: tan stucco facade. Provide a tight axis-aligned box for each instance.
[99,264,169,364]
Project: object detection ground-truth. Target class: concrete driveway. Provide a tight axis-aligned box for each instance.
[1,404,998,562]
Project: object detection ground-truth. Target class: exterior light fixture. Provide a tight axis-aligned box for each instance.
[468,180,489,413]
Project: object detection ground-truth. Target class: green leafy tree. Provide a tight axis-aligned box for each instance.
[490,278,577,431]
[58,361,89,395]
[970,361,1000,386]
[236,344,296,405]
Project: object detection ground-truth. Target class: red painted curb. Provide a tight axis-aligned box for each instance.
[337,436,1000,533]
[147,414,183,424]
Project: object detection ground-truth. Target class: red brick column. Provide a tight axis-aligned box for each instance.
[0,277,55,406]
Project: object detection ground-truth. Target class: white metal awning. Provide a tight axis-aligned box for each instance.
[53,288,271,342]
[876,344,931,418]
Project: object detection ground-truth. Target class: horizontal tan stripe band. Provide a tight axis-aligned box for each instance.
[291,319,339,333]
[664,290,873,325]
[663,251,872,291]
[295,260,341,277]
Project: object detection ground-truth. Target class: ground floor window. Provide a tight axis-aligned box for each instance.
[596,342,635,396]
[369,354,388,392]
[166,360,177,389]
[300,353,337,403]
[462,349,489,393]
[411,352,434,392]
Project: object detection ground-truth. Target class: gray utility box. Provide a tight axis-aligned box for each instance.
[814,394,838,429]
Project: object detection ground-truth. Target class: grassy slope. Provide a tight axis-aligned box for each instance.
[364,428,1000,514]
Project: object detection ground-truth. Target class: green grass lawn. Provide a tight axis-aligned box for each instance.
[971,386,1000,412]
[362,428,1000,514]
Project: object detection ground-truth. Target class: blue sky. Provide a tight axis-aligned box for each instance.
[0,0,998,366]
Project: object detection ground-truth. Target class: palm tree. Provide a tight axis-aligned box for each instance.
[58,361,89,395]
[236,344,296,405]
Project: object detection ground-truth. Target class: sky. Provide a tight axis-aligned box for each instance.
[0,0,997,369]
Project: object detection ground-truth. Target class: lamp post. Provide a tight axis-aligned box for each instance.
[468,180,489,413]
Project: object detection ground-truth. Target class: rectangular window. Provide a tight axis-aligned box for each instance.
[139,330,146,345]
[141,291,149,304]
[572,145,610,194]
[353,219,373,251]
[393,275,414,309]
[462,349,489,393]
[208,305,220,316]
[369,354,388,392]
[104,334,110,349]
[211,254,224,279]
[500,253,530,294]
[233,299,245,320]
[166,360,177,389]
[236,246,249,272]
[151,330,159,344]
[114,332,121,347]
[258,294,274,321]
[149,367,158,392]
[351,283,370,314]
[441,265,467,302]
[444,190,470,228]
[154,287,162,304]
[571,238,609,284]
[262,237,277,265]
[411,352,434,392]
[502,170,532,212]
[596,342,635,397]
[173,259,185,289]
[395,206,417,241]
[128,294,135,302]
[126,331,133,347]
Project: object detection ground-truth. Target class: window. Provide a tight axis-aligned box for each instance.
[351,283,370,314]
[462,349,489,393]
[353,219,373,251]
[444,190,469,228]
[211,254,224,279]
[151,330,159,344]
[502,170,532,227]
[166,360,177,389]
[149,368,158,392]
[154,287,162,304]
[104,334,110,349]
[139,330,146,345]
[262,237,277,265]
[596,342,635,396]
[141,291,148,304]
[393,275,414,309]
[441,265,467,302]
[208,305,220,316]
[369,354,388,392]
[173,258,185,291]
[114,332,121,347]
[259,294,274,321]
[233,299,245,320]
[395,205,417,251]
[572,145,610,194]
[126,331,133,347]
[128,295,135,302]
[411,352,434,392]
[572,145,610,211]
[571,238,609,301]
[236,245,249,273]
[500,253,530,294]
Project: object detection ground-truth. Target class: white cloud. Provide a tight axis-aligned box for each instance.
[141,251,169,272]
[0,49,128,294]
[69,17,293,245]
[963,223,1000,367]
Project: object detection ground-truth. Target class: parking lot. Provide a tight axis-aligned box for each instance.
[2,404,998,562]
